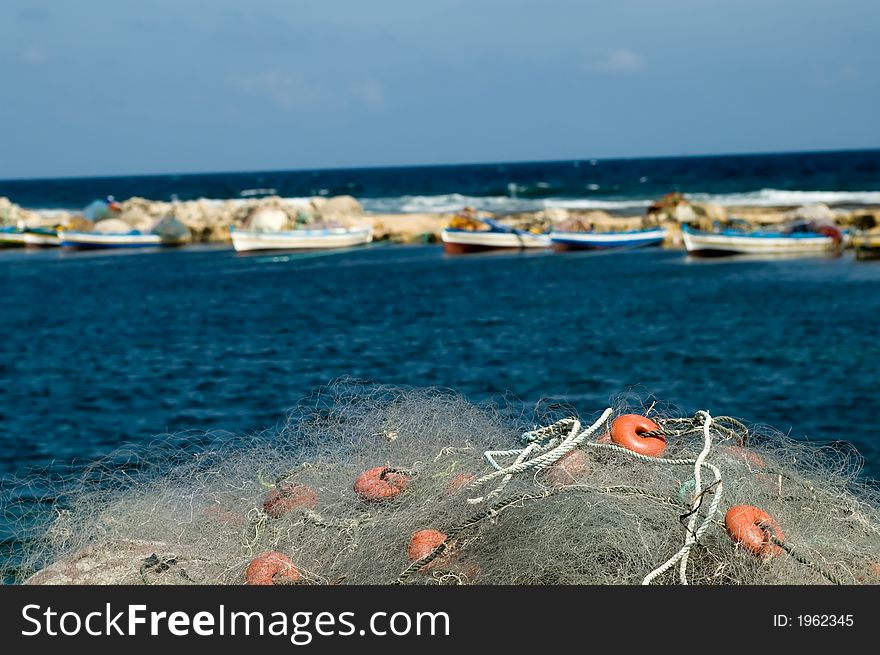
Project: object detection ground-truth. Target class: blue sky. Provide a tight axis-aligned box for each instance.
[1,0,878,178]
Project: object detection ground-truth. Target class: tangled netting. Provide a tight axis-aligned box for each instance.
[3,381,879,585]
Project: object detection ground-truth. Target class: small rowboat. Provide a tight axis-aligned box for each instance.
[441,218,550,255]
[0,227,27,247]
[23,227,60,248]
[58,230,165,249]
[550,227,666,251]
[0,227,59,247]
[682,225,842,257]
[229,225,373,252]
[853,233,880,261]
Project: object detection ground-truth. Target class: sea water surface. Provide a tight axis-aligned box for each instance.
[3,149,880,213]
[1,245,878,482]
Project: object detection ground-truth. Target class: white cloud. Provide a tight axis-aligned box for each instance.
[227,70,320,109]
[351,79,386,109]
[588,48,644,74]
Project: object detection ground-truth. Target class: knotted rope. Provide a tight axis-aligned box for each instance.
[465,409,613,504]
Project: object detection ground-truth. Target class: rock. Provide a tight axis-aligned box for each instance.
[538,207,569,223]
[246,206,289,232]
[693,203,727,224]
[671,203,698,223]
[0,197,43,227]
[311,195,364,223]
[785,203,837,223]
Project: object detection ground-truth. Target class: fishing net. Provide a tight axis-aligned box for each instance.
[3,380,879,586]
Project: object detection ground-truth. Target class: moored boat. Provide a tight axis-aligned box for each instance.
[441,228,551,254]
[58,216,188,250]
[550,226,666,251]
[852,232,880,260]
[229,225,373,252]
[0,226,27,247]
[682,224,842,257]
[23,227,60,248]
[0,226,59,247]
[58,230,165,249]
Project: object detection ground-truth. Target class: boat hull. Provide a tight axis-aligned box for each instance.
[682,227,838,257]
[230,227,373,252]
[0,229,27,247]
[550,228,666,251]
[24,230,60,247]
[0,229,59,247]
[441,229,551,254]
[853,234,880,260]
[58,231,166,249]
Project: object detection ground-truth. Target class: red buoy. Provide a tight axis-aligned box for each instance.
[263,484,318,518]
[724,505,785,557]
[408,529,448,562]
[610,414,666,457]
[354,466,410,501]
[245,551,301,585]
[547,450,591,486]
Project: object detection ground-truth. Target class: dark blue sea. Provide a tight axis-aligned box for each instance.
[2,149,880,213]
[1,244,878,483]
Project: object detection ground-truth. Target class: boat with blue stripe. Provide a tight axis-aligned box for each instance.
[550,226,667,251]
[1,226,60,247]
[682,223,843,257]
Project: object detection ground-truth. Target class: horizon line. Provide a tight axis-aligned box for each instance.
[1,145,879,185]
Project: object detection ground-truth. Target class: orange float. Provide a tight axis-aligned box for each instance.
[442,473,476,497]
[245,551,301,585]
[547,450,591,486]
[263,483,318,518]
[724,505,784,557]
[610,414,666,457]
[408,529,450,572]
[354,466,410,501]
[408,529,447,562]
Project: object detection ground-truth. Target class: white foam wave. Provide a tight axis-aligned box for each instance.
[689,189,880,207]
[360,194,651,214]
[29,189,880,218]
[361,189,880,214]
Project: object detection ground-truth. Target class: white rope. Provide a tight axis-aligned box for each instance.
[466,409,613,504]
[466,407,727,582]
[641,411,725,585]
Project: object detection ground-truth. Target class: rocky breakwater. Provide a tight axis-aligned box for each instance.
[117,194,370,242]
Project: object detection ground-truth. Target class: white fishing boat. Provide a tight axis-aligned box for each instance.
[682,224,842,257]
[550,227,667,251]
[23,227,60,247]
[0,226,59,247]
[853,232,880,261]
[441,216,551,255]
[58,216,188,250]
[441,228,551,254]
[58,230,164,249]
[0,227,27,247]
[229,225,373,252]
